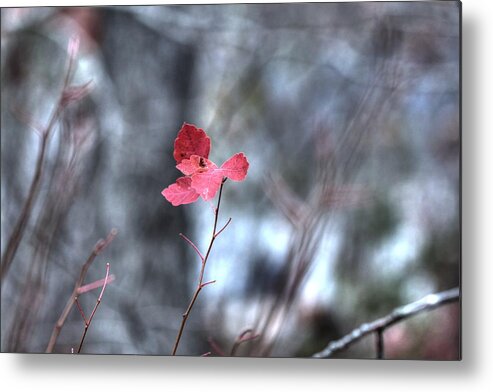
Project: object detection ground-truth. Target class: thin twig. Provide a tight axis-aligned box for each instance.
[179,233,205,262]
[0,45,77,282]
[77,274,116,295]
[171,179,228,356]
[204,329,260,357]
[312,287,460,358]
[45,229,117,353]
[207,337,227,356]
[215,217,232,238]
[230,329,260,356]
[77,263,111,354]
[200,280,216,289]
[375,328,384,359]
[74,297,87,324]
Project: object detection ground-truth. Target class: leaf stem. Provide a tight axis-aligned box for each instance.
[172,179,228,355]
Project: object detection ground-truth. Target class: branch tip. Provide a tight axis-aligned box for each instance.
[179,233,205,261]
[200,280,216,289]
[215,217,232,238]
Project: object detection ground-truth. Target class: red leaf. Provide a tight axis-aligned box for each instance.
[176,155,217,176]
[191,170,224,201]
[218,153,249,181]
[162,177,200,206]
[163,123,249,206]
[173,123,211,163]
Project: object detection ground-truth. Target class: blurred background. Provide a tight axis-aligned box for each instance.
[1,2,460,358]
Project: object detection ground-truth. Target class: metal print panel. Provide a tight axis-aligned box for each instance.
[0,2,461,359]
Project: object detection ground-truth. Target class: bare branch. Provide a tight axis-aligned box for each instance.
[179,233,205,262]
[74,297,87,325]
[200,280,216,289]
[312,287,460,358]
[230,329,260,356]
[45,229,117,353]
[207,337,227,356]
[375,328,384,359]
[0,39,81,282]
[77,274,115,295]
[214,217,232,238]
[77,263,111,354]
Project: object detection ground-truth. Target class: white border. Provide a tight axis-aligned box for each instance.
[1,0,492,391]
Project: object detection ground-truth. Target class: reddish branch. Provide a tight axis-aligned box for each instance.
[312,287,460,359]
[171,178,230,356]
[204,329,260,357]
[76,263,111,353]
[77,274,115,294]
[1,109,61,282]
[207,337,227,356]
[0,38,78,282]
[45,229,117,353]
[230,329,260,356]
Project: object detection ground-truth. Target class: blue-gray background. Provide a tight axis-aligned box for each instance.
[1,2,460,358]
